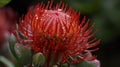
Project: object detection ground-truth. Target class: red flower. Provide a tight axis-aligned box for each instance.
[17,0,100,65]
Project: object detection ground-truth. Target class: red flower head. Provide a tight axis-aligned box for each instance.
[17,0,100,65]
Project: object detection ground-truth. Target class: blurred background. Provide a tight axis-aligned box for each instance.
[0,0,120,67]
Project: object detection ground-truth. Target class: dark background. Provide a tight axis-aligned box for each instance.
[5,0,120,67]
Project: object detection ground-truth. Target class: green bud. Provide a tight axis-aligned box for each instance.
[53,65,58,67]
[32,52,45,67]
[61,63,69,67]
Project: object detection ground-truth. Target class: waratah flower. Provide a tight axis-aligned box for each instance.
[16,0,100,66]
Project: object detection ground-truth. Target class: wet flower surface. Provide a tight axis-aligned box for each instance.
[16,0,100,66]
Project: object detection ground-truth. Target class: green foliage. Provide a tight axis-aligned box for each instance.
[0,56,14,67]
[69,0,100,14]
[76,61,96,67]
[0,0,11,7]
[9,34,18,60]
[61,63,69,67]
[14,43,32,66]
[69,0,120,43]
[9,34,32,66]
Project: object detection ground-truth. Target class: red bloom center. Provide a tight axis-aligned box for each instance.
[17,0,100,65]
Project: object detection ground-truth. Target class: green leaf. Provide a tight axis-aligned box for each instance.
[9,34,32,66]
[9,34,22,66]
[9,34,18,60]
[76,60,100,67]
[0,0,11,7]
[14,43,32,66]
[0,56,14,67]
